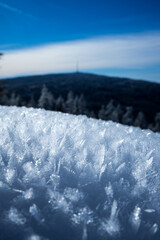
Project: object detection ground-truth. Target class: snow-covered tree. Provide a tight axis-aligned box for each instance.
[105,99,115,120]
[38,85,54,110]
[98,105,107,120]
[65,91,74,113]
[27,94,36,108]
[55,96,65,112]
[98,100,116,121]
[122,106,134,126]
[110,104,123,122]
[134,112,147,129]
[8,92,21,106]
[72,96,79,115]
[77,94,87,115]
[154,112,160,132]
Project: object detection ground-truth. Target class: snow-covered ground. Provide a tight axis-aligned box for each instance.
[0,106,160,240]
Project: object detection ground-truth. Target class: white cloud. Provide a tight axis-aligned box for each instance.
[1,32,160,78]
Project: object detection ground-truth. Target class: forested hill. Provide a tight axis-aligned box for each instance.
[0,72,160,125]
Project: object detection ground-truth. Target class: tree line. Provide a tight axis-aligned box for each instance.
[0,84,160,132]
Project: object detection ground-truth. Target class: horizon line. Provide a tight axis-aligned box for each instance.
[0,71,159,84]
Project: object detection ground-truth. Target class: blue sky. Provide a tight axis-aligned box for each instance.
[0,0,160,82]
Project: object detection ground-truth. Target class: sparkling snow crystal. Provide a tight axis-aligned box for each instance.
[0,106,160,240]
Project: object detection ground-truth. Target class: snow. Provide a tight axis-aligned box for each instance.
[0,105,160,240]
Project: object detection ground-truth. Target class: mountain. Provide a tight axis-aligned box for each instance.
[0,72,160,122]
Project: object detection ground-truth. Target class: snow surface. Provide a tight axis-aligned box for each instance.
[0,106,160,240]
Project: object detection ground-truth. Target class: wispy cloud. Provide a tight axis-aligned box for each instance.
[0,1,34,18]
[1,32,160,80]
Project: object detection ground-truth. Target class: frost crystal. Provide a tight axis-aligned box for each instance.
[130,206,141,232]
[8,207,26,225]
[0,106,160,240]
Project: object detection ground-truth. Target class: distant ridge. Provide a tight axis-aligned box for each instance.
[1,72,158,85]
[1,72,160,122]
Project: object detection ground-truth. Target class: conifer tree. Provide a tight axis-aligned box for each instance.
[122,106,134,126]
[55,96,65,112]
[134,112,147,129]
[111,104,123,122]
[105,99,115,120]
[98,105,107,120]
[8,92,20,106]
[154,112,160,132]
[72,96,79,115]
[38,85,54,110]
[78,93,87,115]
[28,94,36,108]
[65,91,74,113]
